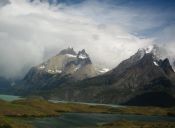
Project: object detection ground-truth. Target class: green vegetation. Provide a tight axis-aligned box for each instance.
[108,106,175,116]
[0,98,175,128]
[97,120,175,128]
[0,116,33,128]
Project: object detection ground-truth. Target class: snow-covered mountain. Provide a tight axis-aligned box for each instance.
[18,47,110,91]
[37,47,77,74]
[30,47,99,80]
[38,44,175,106]
[136,45,163,61]
[133,44,175,70]
[36,47,109,78]
[12,45,175,107]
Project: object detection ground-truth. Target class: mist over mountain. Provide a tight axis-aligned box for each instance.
[11,45,175,106]
[24,47,99,82]
[12,47,108,94]
[0,0,175,79]
[1,1,175,128]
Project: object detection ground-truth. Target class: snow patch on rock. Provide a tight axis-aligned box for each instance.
[66,54,76,58]
[99,68,110,73]
[153,61,159,66]
[78,54,88,59]
[39,65,45,69]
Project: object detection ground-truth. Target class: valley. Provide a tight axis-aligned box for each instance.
[1,45,175,127]
[0,95,175,128]
[0,0,175,127]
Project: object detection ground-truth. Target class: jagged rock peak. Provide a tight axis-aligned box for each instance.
[59,47,77,55]
[159,58,174,74]
[77,49,89,59]
[138,44,158,54]
[136,44,162,60]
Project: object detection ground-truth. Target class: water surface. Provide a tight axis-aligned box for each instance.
[0,94,22,101]
[24,113,175,128]
[49,100,125,108]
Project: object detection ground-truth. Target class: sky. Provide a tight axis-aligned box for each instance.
[0,0,175,79]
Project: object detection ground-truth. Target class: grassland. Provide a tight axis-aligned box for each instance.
[95,120,175,128]
[0,98,175,128]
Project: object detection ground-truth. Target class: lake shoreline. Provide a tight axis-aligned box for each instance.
[0,94,175,128]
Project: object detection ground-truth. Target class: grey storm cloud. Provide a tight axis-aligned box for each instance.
[0,0,10,7]
[0,0,174,79]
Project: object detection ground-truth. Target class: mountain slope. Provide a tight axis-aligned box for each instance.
[16,48,98,92]
[42,45,175,106]
[0,77,12,93]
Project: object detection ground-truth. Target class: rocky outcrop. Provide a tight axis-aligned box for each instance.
[13,45,175,106]
[18,48,97,91]
[43,45,175,106]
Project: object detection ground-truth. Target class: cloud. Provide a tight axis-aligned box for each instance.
[152,24,175,64]
[0,0,174,79]
[0,0,10,7]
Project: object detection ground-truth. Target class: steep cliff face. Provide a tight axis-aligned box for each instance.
[63,49,97,80]
[19,48,97,92]
[107,50,175,90]
[13,45,175,106]
[44,45,175,106]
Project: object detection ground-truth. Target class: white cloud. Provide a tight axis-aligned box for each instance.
[0,0,168,79]
[153,25,175,64]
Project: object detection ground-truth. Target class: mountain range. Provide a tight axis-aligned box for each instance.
[13,48,107,93]
[5,45,175,107]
